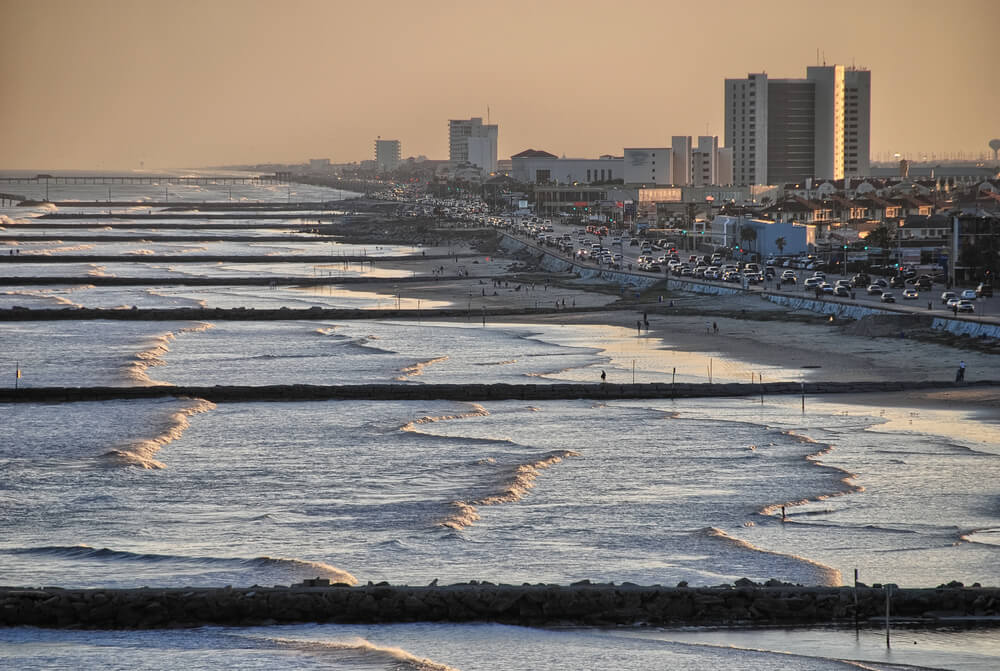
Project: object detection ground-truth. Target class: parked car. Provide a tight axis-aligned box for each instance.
[960,289,977,300]
[956,300,975,313]
[880,292,896,303]
[902,288,919,299]
[940,291,958,304]
[976,282,993,297]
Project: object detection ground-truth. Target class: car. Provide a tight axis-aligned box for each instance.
[835,279,851,288]
[915,277,933,290]
[902,288,919,299]
[940,291,958,304]
[647,264,662,272]
[820,282,834,294]
[890,275,907,288]
[976,282,993,297]
[851,273,871,287]
[803,277,823,289]
[960,289,977,300]
[880,292,896,303]
[811,271,826,280]
[956,300,975,313]
[833,285,851,297]
[867,284,885,295]
[946,297,962,308]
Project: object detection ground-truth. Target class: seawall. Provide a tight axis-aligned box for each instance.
[1,581,997,629]
[499,234,1000,339]
[0,380,994,404]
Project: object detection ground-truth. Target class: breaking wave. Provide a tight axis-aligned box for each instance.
[401,404,490,433]
[263,636,459,670]
[123,322,215,385]
[760,430,864,519]
[441,449,580,529]
[100,397,216,469]
[702,526,842,586]
[3,545,357,585]
[396,355,448,381]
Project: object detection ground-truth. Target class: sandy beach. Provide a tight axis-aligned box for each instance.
[320,237,999,419]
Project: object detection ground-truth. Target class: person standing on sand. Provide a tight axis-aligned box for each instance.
[600,370,606,383]
[956,361,966,382]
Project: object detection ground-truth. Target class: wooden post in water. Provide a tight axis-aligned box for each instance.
[885,584,892,648]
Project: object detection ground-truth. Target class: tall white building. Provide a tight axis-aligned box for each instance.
[717,147,734,186]
[624,147,672,185]
[724,65,870,186]
[724,73,769,186]
[448,117,498,174]
[806,65,845,181]
[692,136,719,186]
[374,139,401,172]
[844,67,871,177]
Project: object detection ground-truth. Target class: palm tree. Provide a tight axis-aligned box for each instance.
[775,236,786,255]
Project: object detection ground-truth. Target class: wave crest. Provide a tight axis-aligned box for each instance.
[100,397,216,469]
[441,450,580,529]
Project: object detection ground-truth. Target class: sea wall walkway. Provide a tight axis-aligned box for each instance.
[1,581,996,629]
[0,380,993,404]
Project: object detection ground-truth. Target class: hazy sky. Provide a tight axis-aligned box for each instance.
[1,0,998,170]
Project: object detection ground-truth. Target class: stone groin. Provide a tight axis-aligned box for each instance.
[1,581,997,630]
[0,305,612,321]
[0,380,994,405]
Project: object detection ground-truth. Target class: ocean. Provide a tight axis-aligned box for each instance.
[1,178,998,670]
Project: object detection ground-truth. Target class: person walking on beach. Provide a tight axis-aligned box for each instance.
[600,369,606,383]
[956,360,966,382]
[712,321,718,334]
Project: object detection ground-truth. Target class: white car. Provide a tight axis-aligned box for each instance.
[960,289,977,300]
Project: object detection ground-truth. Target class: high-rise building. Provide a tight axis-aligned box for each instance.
[671,136,692,186]
[725,65,870,185]
[374,139,401,172]
[692,136,719,186]
[448,117,498,174]
[844,68,871,177]
[724,73,768,186]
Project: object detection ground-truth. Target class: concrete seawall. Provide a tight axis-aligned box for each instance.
[0,380,994,405]
[1,582,997,629]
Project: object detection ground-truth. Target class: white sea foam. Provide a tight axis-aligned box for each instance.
[101,397,216,469]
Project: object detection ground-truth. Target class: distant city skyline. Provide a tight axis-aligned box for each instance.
[1,0,998,170]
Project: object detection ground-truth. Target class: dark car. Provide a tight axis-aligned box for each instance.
[851,273,870,287]
[889,275,906,288]
[916,277,933,290]
[880,292,896,303]
[977,283,994,297]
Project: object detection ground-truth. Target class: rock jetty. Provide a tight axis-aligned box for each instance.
[2,581,997,629]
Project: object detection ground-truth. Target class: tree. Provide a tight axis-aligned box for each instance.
[866,224,893,251]
[760,196,773,207]
[739,226,758,257]
[775,236,786,255]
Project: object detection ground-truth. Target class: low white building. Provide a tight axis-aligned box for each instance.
[624,148,672,185]
[511,149,623,184]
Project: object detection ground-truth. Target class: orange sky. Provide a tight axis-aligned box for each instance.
[1,0,998,170]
